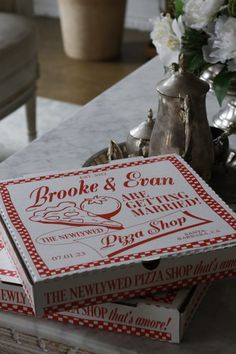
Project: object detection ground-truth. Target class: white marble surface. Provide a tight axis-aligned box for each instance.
[0,57,236,353]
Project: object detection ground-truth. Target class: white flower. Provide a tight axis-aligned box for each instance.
[184,0,225,30]
[150,14,185,67]
[203,16,236,65]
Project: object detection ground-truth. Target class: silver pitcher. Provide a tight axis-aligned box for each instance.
[149,61,214,181]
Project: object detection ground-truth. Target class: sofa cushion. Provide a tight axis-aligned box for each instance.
[0,13,37,81]
[0,59,37,109]
[0,0,33,16]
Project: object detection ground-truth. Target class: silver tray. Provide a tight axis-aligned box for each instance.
[83,142,236,169]
[83,142,128,167]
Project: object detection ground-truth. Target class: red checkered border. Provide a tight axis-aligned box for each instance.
[0,155,235,278]
[147,290,178,304]
[0,268,17,277]
[0,302,33,316]
[48,313,172,342]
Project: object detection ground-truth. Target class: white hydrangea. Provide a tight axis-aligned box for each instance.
[150,14,185,67]
[184,0,225,30]
[202,16,236,67]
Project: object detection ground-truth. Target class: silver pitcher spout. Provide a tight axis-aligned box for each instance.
[149,59,214,181]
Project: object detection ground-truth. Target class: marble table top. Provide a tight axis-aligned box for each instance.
[1,57,235,180]
[0,57,236,353]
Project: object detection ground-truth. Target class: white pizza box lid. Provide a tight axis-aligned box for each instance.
[0,238,208,343]
[0,154,235,316]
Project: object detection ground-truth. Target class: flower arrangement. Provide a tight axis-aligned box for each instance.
[150,0,236,104]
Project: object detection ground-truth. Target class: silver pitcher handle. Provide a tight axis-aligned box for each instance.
[180,94,192,161]
[213,122,236,146]
[107,140,124,162]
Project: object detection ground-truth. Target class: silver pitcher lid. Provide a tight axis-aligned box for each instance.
[129,109,155,140]
[157,57,209,98]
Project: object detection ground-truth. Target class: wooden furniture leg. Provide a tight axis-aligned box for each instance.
[25,92,37,142]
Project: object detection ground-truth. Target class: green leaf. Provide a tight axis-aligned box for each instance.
[182,28,208,54]
[181,28,208,75]
[188,56,200,72]
[213,71,236,106]
[175,0,184,17]
[228,0,236,17]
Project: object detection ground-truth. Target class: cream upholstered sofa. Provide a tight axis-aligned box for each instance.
[0,0,38,141]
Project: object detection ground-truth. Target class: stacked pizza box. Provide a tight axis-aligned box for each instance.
[0,154,235,344]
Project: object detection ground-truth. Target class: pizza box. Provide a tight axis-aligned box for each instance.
[0,239,208,343]
[49,284,208,343]
[0,154,235,317]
